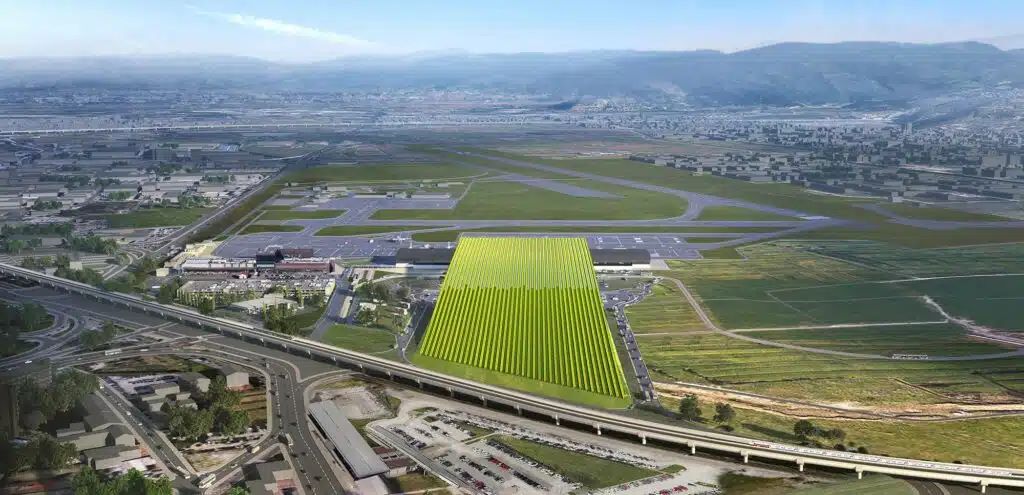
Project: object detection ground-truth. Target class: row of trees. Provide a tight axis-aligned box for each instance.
[0,237,42,254]
[676,395,860,452]
[79,321,121,351]
[32,200,63,210]
[72,467,173,495]
[65,235,118,255]
[165,376,250,443]
[678,394,735,425]
[21,254,72,270]
[264,303,300,335]
[0,432,78,475]
[793,419,848,443]
[0,301,50,356]
[18,370,100,428]
[1,223,73,237]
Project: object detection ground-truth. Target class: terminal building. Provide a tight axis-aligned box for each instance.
[307,400,389,480]
[394,247,650,272]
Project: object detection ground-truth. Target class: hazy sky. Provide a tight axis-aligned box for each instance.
[2,0,1022,61]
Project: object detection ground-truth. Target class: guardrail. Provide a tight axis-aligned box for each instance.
[3,262,1021,493]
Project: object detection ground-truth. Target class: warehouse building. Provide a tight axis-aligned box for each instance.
[307,400,388,479]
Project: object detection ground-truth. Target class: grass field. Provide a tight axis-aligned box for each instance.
[414,237,630,408]
[462,150,1024,248]
[641,332,1024,405]
[625,282,704,334]
[283,162,483,183]
[410,226,777,242]
[881,203,1010,222]
[468,149,884,222]
[259,209,346,220]
[320,324,396,353]
[694,205,796,221]
[493,436,658,490]
[314,225,446,237]
[240,224,304,234]
[788,476,916,495]
[106,207,212,228]
[373,179,687,221]
[662,396,1024,468]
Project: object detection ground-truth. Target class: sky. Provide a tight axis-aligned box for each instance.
[1,0,1022,62]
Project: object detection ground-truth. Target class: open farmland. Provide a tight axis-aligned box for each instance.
[413,237,630,408]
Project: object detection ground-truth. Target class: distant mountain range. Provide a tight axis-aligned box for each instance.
[2,41,1022,107]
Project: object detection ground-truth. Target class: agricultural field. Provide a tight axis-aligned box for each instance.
[259,209,346,220]
[742,324,1009,356]
[694,205,796,221]
[282,162,485,183]
[239,224,304,234]
[372,179,687,221]
[413,237,630,408]
[791,240,1024,277]
[410,225,778,242]
[105,207,212,228]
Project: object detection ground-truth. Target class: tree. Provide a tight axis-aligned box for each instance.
[31,433,77,469]
[794,419,817,438]
[823,427,846,442]
[216,409,250,436]
[396,285,411,300]
[225,487,251,495]
[197,298,215,315]
[73,467,173,495]
[677,394,702,421]
[713,402,735,424]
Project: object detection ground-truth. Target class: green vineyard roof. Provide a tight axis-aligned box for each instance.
[418,237,630,400]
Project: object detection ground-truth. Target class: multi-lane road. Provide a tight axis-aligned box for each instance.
[4,263,1024,493]
[60,336,353,494]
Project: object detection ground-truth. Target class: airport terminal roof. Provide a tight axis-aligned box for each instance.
[395,247,456,266]
[590,248,651,265]
[307,400,388,479]
[397,245,651,266]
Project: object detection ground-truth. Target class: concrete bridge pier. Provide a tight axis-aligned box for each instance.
[796,460,805,472]
[415,379,422,389]
[595,424,602,436]
[687,443,695,455]
[639,433,646,445]
[981,481,989,493]
[480,396,486,406]
[741,451,749,464]
[855,467,863,480]
[447,387,454,397]
[307,349,313,358]
[553,415,560,426]
[515,405,522,416]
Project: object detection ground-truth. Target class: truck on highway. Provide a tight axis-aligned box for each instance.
[279,433,294,447]
[103,349,122,356]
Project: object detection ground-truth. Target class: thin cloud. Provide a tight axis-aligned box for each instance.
[189,6,372,47]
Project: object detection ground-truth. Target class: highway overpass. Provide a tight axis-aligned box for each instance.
[3,262,1022,493]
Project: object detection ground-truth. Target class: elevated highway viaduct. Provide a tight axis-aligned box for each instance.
[2,262,1021,493]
